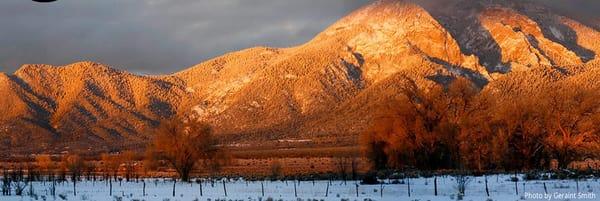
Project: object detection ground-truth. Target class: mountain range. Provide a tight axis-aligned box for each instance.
[1,0,599,155]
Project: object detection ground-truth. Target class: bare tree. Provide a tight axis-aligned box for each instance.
[142,149,160,178]
[350,156,359,181]
[334,157,349,184]
[35,155,54,180]
[270,160,283,180]
[61,154,85,196]
[454,173,471,199]
[121,151,137,181]
[84,161,96,181]
[148,117,220,182]
[204,149,230,179]
[100,154,122,181]
[62,154,85,181]
[542,87,600,168]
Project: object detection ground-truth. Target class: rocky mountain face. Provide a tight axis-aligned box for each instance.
[1,0,598,154]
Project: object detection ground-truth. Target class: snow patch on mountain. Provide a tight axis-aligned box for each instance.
[549,26,564,41]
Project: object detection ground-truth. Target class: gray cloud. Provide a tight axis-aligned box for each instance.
[534,0,600,30]
[0,0,369,74]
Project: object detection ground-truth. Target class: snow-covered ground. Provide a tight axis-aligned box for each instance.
[1,175,598,201]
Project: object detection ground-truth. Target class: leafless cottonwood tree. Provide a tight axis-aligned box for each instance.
[121,151,137,181]
[35,155,54,181]
[148,116,220,182]
[61,154,85,196]
[142,149,160,177]
[62,155,85,181]
[84,161,96,181]
[270,160,283,180]
[334,157,350,184]
[541,86,600,168]
[100,153,122,181]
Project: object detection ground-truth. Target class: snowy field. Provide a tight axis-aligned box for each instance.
[1,175,598,201]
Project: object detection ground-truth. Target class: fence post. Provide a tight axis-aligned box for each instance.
[407,176,411,197]
[29,181,33,196]
[325,180,330,197]
[434,176,438,196]
[514,175,518,195]
[73,179,77,196]
[222,179,227,197]
[294,180,297,197]
[199,179,203,196]
[514,180,518,195]
[485,175,490,197]
[172,179,176,197]
[52,180,56,197]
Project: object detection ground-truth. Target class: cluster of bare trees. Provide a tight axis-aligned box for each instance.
[98,150,152,183]
[1,154,86,197]
[146,116,224,182]
[334,156,359,183]
[361,77,600,171]
[1,115,224,189]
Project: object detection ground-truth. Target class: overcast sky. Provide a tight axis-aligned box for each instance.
[0,0,597,75]
[0,0,369,74]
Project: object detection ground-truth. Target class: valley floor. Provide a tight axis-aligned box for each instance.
[1,175,598,201]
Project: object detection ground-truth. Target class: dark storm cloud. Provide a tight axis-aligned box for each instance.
[534,0,600,30]
[536,0,600,17]
[0,0,369,74]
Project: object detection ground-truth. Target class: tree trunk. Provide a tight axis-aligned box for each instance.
[179,166,191,182]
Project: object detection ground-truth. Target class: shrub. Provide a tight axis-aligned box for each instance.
[524,171,542,180]
[360,171,379,185]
